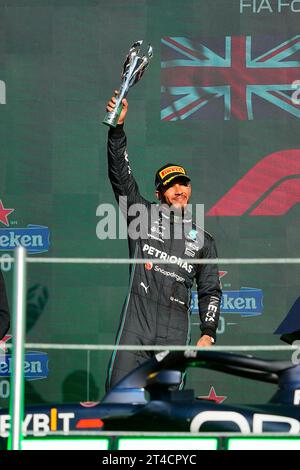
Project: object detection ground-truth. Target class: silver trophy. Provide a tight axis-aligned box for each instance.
[103,40,153,127]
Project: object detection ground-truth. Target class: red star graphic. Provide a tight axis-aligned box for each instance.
[0,335,12,352]
[0,200,15,226]
[198,386,227,404]
[218,271,228,280]
[218,271,228,289]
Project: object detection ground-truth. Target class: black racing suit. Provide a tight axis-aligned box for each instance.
[105,124,222,390]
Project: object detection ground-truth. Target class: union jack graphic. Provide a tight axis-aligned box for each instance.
[161,36,300,120]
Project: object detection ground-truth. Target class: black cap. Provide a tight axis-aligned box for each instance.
[155,163,191,190]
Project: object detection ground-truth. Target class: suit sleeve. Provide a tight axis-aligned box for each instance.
[107,124,150,208]
[195,235,222,342]
[0,271,10,340]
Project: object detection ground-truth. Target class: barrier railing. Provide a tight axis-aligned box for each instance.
[7,247,300,450]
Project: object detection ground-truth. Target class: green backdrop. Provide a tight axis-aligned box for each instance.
[0,0,299,409]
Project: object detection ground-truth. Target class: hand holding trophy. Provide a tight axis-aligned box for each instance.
[103,40,153,127]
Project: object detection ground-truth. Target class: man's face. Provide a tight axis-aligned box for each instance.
[157,177,192,208]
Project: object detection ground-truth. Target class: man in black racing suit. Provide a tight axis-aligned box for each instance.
[105,93,222,391]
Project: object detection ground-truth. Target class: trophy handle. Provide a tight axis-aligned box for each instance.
[103,88,127,128]
[102,103,123,128]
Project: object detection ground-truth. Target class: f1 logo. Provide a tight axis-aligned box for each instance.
[207,150,300,216]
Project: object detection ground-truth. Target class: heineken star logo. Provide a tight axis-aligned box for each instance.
[0,200,15,226]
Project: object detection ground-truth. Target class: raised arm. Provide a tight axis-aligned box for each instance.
[106,93,150,208]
